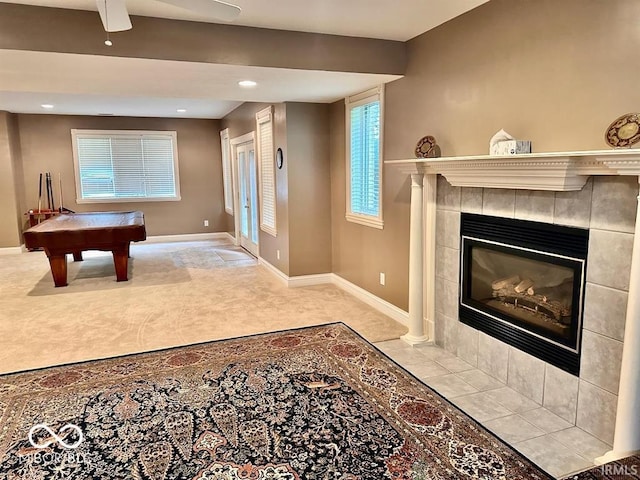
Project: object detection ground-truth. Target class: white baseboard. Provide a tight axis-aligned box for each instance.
[258,257,289,285]
[258,257,333,287]
[331,274,409,327]
[258,258,409,327]
[0,245,24,255]
[142,232,233,244]
[288,273,334,287]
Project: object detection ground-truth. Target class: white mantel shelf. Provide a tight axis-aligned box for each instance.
[385,149,640,191]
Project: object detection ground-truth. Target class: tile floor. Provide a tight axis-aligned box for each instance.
[374,338,611,479]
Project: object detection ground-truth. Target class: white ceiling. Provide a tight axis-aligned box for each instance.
[0,0,489,118]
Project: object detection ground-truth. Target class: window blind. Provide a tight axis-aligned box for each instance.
[350,100,381,216]
[256,107,277,236]
[72,130,180,203]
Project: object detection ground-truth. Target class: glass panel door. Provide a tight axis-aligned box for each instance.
[236,142,258,256]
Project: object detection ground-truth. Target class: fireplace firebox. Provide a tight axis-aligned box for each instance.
[459,213,589,375]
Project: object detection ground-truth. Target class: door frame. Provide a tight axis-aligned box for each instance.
[229,131,257,254]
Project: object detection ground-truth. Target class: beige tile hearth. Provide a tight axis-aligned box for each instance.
[450,391,513,422]
[515,437,593,478]
[376,338,611,479]
[483,414,545,443]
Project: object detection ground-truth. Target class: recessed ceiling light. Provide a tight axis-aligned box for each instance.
[238,80,257,88]
[176,108,187,113]
[41,104,54,109]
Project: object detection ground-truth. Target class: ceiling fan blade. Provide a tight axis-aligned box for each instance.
[155,0,241,22]
[96,0,132,32]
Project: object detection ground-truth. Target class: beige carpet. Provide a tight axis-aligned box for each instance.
[0,239,407,374]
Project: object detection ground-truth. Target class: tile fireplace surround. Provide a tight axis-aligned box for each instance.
[387,149,640,463]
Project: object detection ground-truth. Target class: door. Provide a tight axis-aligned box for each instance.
[236,141,259,256]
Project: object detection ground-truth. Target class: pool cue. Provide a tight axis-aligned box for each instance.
[37,173,43,217]
[58,173,63,213]
[48,172,55,212]
[45,173,51,210]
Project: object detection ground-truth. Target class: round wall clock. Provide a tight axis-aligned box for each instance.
[276,148,284,169]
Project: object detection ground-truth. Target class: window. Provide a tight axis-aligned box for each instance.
[71,130,180,203]
[220,128,233,214]
[256,106,277,236]
[345,86,384,229]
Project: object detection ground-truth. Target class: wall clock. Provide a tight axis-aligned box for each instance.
[276,148,284,169]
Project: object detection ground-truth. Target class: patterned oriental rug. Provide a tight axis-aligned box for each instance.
[0,324,553,479]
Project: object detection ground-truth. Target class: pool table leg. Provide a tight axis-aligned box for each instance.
[112,244,130,282]
[44,250,68,287]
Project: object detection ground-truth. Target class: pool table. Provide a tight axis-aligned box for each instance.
[23,211,146,287]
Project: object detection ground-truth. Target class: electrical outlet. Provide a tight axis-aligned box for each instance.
[203,220,209,227]
[379,272,385,286]
[276,249,280,260]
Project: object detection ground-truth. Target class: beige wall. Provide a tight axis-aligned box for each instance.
[286,103,332,276]
[385,0,640,157]
[331,0,640,311]
[270,104,290,274]
[221,102,332,276]
[330,102,411,310]
[8,114,26,242]
[0,3,405,75]
[0,112,23,247]
[16,115,224,237]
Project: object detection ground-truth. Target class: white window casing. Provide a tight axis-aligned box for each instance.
[345,85,384,229]
[220,128,234,215]
[71,129,181,203]
[256,106,277,237]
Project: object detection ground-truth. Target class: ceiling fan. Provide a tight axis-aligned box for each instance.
[96,0,242,33]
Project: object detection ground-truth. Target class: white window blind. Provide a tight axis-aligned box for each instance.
[220,128,234,214]
[256,107,277,236]
[71,130,180,203]
[345,86,384,229]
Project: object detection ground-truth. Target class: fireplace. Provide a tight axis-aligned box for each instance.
[459,213,589,375]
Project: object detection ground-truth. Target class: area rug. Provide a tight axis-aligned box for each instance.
[562,454,640,479]
[0,324,552,479]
